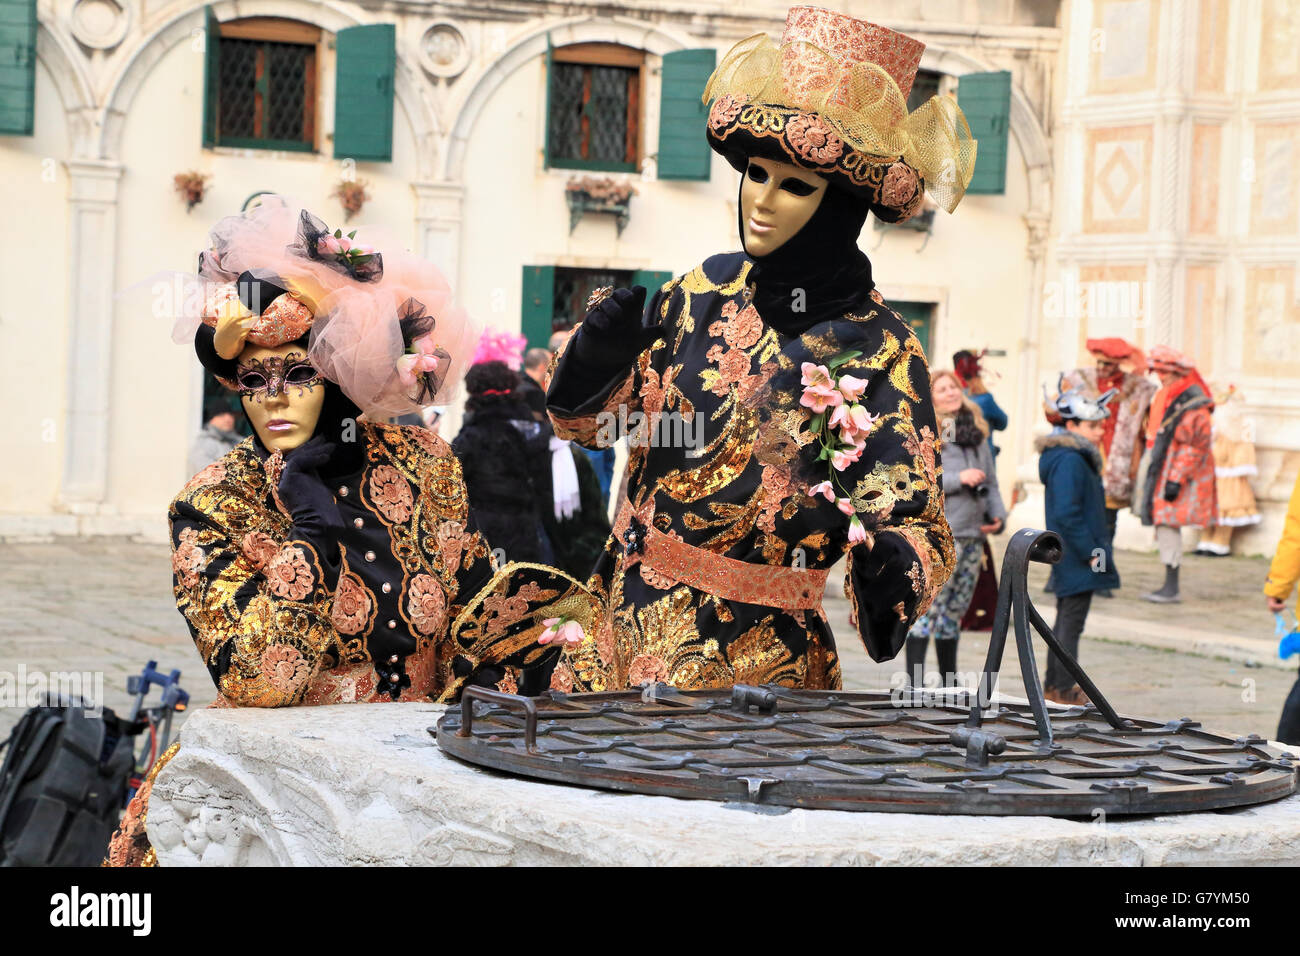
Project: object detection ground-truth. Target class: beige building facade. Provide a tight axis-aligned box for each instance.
[1016,0,1299,556]
[26,0,1281,554]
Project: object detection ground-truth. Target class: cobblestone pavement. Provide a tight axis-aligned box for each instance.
[1,538,1294,745]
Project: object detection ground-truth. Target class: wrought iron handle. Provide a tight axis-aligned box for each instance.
[458,686,539,752]
[950,725,1007,769]
[731,684,778,715]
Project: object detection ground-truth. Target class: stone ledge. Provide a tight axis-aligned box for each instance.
[148,704,1300,866]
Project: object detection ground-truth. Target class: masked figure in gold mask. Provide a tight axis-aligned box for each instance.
[541,6,977,692]
[107,197,581,865]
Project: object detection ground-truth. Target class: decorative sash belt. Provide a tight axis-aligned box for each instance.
[613,499,828,612]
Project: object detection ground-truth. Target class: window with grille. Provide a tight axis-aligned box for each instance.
[547,44,643,172]
[212,19,319,152]
[552,268,635,331]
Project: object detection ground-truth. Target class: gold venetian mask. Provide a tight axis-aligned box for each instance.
[236,342,326,452]
[739,156,829,256]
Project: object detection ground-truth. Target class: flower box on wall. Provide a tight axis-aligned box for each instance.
[565,175,637,237]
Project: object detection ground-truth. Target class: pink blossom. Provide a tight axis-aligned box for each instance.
[809,481,835,502]
[800,383,844,414]
[539,616,584,646]
[836,496,855,516]
[847,515,869,545]
[830,403,878,442]
[831,440,865,472]
[317,234,342,255]
[801,362,833,389]
[354,243,376,255]
[838,374,867,401]
[337,235,352,252]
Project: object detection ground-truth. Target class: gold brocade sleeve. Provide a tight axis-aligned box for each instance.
[169,490,338,708]
[836,328,955,661]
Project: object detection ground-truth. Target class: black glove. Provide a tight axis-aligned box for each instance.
[278,436,345,571]
[848,532,918,663]
[569,286,665,374]
[1162,480,1181,502]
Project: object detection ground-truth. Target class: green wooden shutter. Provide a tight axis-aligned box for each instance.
[958,71,1011,195]
[200,5,220,148]
[657,49,716,180]
[333,23,395,162]
[542,34,554,169]
[631,270,673,296]
[890,300,933,358]
[0,0,38,136]
[521,265,556,350]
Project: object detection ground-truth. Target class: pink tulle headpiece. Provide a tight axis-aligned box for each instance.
[471,328,527,370]
[166,195,477,417]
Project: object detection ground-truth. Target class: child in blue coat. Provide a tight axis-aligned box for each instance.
[1035,384,1120,704]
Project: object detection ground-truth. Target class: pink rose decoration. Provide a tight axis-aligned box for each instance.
[407,574,446,636]
[847,515,869,545]
[267,546,314,600]
[830,403,877,442]
[786,113,844,165]
[627,653,669,687]
[538,617,584,646]
[809,480,835,502]
[260,643,310,695]
[708,94,744,131]
[396,352,440,388]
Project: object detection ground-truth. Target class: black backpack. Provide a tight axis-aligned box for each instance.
[0,699,138,867]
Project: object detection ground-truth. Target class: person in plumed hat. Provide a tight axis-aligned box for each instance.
[542,5,977,692]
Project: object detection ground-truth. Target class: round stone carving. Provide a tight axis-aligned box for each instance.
[70,0,130,50]
[419,21,470,79]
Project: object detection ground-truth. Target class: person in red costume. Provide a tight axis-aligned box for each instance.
[1137,346,1217,603]
[1060,338,1156,596]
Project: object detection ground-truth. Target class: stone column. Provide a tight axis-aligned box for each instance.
[411,180,465,293]
[59,159,123,512]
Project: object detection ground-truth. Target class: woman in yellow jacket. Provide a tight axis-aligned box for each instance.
[1266,471,1300,743]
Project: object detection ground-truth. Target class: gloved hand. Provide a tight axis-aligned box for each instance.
[277,436,345,569]
[1162,480,1181,502]
[848,532,919,662]
[568,286,665,374]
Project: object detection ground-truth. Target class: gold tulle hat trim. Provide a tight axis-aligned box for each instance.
[702,33,978,213]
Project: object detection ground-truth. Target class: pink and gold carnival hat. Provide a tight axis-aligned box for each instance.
[168,195,477,418]
[703,5,978,216]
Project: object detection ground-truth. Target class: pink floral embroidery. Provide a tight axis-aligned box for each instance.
[880,162,920,210]
[595,615,616,667]
[407,573,446,636]
[723,304,763,350]
[331,572,372,635]
[496,672,519,695]
[184,461,227,491]
[550,663,575,694]
[716,348,752,392]
[408,427,442,456]
[369,465,414,524]
[172,527,206,588]
[708,94,744,131]
[260,644,310,694]
[639,532,683,590]
[267,545,314,600]
[786,113,844,164]
[628,653,669,687]
[435,521,466,573]
[240,531,280,571]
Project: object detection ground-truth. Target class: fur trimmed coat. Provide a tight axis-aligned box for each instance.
[1037,430,1120,597]
[1138,383,1218,529]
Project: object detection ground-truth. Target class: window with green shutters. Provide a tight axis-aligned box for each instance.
[545,43,643,173]
[657,49,715,181]
[201,13,321,152]
[333,23,395,162]
[958,70,1012,195]
[523,266,668,349]
[0,0,37,136]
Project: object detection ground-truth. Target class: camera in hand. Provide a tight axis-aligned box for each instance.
[967,482,997,527]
